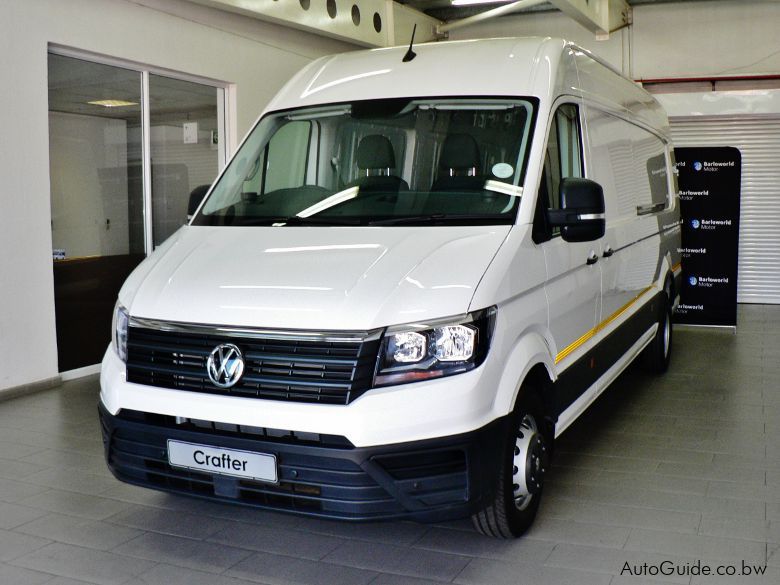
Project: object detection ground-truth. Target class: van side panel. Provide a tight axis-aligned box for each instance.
[480,45,680,425]
[553,290,661,418]
[584,108,669,322]
[545,51,681,426]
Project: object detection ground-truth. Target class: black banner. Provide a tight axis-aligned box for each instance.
[674,147,741,327]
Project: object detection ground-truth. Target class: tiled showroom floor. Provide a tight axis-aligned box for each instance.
[1,304,779,585]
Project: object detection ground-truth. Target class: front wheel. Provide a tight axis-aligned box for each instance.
[472,392,550,538]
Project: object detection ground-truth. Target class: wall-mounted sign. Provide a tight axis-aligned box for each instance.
[183,121,198,144]
[674,146,741,327]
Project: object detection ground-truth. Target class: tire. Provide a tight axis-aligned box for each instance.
[642,277,673,374]
[472,390,550,538]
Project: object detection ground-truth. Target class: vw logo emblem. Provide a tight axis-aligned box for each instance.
[206,343,245,388]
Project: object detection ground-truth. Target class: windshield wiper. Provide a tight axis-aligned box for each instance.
[367,214,510,226]
[286,216,362,226]
[237,216,362,226]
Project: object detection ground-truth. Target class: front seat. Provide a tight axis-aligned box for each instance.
[348,135,408,192]
[431,133,485,192]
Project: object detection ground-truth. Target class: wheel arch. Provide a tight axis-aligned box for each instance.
[517,362,557,440]
[493,329,557,424]
[658,253,675,297]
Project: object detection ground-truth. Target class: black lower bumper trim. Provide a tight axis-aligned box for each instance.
[98,403,508,522]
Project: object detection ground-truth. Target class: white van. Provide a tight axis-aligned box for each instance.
[100,37,681,537]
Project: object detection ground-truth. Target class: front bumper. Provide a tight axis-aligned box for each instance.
[99,402,508,522]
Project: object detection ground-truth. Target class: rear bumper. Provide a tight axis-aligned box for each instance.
[98,402,508,522]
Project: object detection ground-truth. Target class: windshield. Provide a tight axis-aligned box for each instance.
[193,98,536,227]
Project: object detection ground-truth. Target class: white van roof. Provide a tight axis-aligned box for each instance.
[265,37,669,137]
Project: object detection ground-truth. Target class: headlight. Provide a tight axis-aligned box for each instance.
[112,302,129,363]
[374,307,496,387]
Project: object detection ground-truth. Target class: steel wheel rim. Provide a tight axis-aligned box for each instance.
[512,413,543,511]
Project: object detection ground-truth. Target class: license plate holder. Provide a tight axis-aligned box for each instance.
[167,440,277,483]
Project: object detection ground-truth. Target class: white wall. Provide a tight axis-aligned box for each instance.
[448,0,780,81]
[50,112,130,258]
[657,89,780,118]
[0,0,356,391]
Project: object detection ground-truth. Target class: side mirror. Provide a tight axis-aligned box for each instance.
[187,184,211,220]
[546,177,605,242]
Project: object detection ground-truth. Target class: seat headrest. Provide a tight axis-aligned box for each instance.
[439,134,480,171]
[356,135,396,170]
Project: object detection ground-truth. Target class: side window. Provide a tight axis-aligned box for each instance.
[535,104,583,241]
[633,129,670,214]
[264,121,312,193]
[554,104,584,190]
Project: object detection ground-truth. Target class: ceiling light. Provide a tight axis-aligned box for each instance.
[87,99,139,108]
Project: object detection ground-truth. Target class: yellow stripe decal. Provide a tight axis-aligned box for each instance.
[672,262,682,273]
[555,285,655,365]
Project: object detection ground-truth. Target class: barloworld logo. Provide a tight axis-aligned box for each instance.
[697,219,732,231]
[679,189,709,201]
[694,160,735,173]
[688,276,729,288]
[678,247,706,255]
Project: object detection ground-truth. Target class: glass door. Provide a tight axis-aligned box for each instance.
[148,74,222,247]
[49,54,145,371]
[48,53,226,371]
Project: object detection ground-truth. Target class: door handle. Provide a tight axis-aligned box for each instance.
[603,246,614,258]
[586,252,599,265]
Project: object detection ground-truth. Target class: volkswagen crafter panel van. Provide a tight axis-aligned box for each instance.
[100,38,682,537]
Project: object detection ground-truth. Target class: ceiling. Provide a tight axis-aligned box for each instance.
[48,54,218,124]
[46,0,721,121]
[400,0,715,22]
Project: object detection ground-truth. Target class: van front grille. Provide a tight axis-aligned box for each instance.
[125,323,381,405]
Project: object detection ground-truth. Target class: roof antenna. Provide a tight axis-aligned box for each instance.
[402,24,417,63]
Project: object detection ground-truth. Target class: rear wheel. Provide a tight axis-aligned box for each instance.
[643,277,673,373]
[472,391,550,538]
